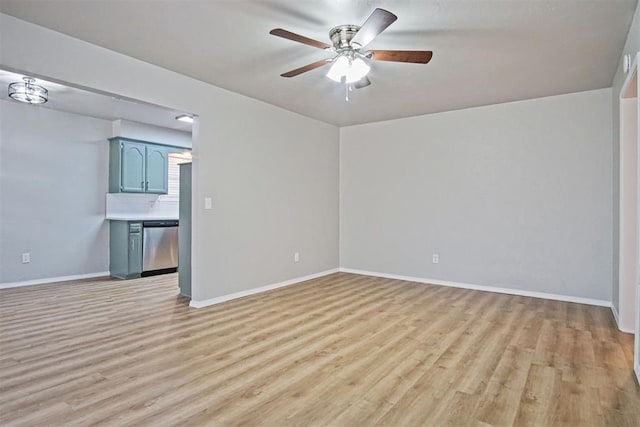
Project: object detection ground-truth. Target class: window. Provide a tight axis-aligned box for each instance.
[160,151,191,200]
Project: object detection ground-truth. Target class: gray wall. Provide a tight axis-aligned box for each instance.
[112,119,192,148]
[1,13,340,301]
[340,88,613,301]
[202,99,339,299]
[0,99,111,283]
[612,3,640,312]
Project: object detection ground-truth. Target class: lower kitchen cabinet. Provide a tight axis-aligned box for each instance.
[109,221,143,279]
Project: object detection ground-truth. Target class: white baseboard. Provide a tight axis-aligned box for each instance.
[189,268,339,309]
[339,268,612,308]
[0,271,111,289]
[610,304,635,333]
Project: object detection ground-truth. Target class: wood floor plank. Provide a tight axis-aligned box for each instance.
[513,363,563,427]
[473,346,533,426]
[1,272,638,426]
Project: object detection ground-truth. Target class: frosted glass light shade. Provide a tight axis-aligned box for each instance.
[326,56,350,82]
[346,58,370,83]
[327,55,370,83]
[175,114,194,124]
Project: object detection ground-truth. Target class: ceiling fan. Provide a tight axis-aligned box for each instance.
[269,8,433,98]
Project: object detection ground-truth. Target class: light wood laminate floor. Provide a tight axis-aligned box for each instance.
[1,272,638,426]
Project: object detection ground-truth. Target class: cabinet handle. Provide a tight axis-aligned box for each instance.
[145,181,149,191]
[141,181,144,190]
[131,239,134,251]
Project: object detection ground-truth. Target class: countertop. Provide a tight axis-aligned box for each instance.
[106,216,179,221]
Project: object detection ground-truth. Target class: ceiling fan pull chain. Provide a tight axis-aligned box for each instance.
[345,79,349,101]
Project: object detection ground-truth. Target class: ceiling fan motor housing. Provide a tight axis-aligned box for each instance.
[329,25,361,50]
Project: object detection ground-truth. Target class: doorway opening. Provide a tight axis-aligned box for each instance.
[618,52,639,383]
[0,68,195,300]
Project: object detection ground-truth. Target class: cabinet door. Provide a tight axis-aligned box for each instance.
[121,141,146,193]
[145,145,169,194]
[128,223,143,276]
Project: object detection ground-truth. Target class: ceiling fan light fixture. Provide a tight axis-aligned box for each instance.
[326,55,370,83]
[8,77,48,104]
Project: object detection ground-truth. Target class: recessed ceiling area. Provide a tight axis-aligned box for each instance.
[0,69,194,132]
[0,0,636,126]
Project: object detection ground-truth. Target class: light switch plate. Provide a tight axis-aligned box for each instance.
[204,197,212,210]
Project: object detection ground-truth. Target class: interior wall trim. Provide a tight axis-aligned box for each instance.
[611,303,635,333]
[339,268,612,308]
[0,271,111,289]
[189,268,340,308]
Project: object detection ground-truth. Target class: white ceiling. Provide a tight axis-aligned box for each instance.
[0,0,636,126]
[0,70,193,131]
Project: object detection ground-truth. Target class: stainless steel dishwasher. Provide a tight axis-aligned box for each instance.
[142,220,179,276]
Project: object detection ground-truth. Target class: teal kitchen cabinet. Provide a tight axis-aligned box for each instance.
[145,144,169,193]
[120,140,146,193]
[109,221,143,279]
[109,138,169,194]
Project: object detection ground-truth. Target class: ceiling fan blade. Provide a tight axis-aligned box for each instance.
[370,50,433,64]
[350,8,397,48]
[353,76,371,89]
[269,28,332,50]
[281,59,332,77]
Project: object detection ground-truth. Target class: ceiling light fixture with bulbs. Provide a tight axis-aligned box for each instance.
[326,52,371,101]
[326,52,371,83]
[175,114,195,124]
[8,77,48,104]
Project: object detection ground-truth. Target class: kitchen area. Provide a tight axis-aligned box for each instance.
[105,133,193,297]
[0,70,193,298]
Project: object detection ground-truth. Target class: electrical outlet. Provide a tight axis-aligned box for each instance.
[432,253,439,264]
[22,253,30,264]
[204,197,212,210]
[294,252,300,263]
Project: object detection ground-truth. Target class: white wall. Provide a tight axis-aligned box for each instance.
[0,13,340,301]
[112,119,192,148]
[340,88,613,301]
[612,3,640,313]
[0,99,111,283]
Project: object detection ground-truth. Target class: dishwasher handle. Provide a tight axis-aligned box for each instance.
[143,220,179,228]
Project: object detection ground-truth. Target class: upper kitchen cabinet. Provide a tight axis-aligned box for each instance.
[109,138,169,194]
[145,145,169,193]
[119,140,146,193]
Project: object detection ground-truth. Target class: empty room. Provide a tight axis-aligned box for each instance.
[1,1,639,425]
